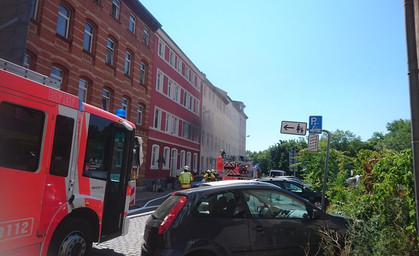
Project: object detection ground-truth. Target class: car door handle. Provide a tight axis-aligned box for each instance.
[255,225,264,232]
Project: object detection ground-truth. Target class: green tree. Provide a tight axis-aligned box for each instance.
[368,119,411,151]
[329,129,368,157]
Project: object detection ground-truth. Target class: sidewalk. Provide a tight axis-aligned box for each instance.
[130,184,179,211]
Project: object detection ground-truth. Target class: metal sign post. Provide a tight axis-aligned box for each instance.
[321,130,331,211]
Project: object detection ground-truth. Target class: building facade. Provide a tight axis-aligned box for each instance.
[23,0,160,181]
[144,29,203,189]
[2,0,248,189]
[200,78,248,171]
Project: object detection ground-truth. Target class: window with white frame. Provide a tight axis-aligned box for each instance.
[170,149,178,177]
[158,39,164,57]
[173,117,179,135]
[186,152,191,169]
[129,14,136,33]
[56,4,70,38]
[183,91,187,107]
[30,0,39,19]
[83,22,94,52]
[156,72,163,92]
[101,89,110,111]
[185,66,189,80]
[151,145,159,169]
[167,79,173,98]
[106,38,115,66]
[163,147,170,169]
[136,105,143,125]
[193,153,198,172]
[124,51,131,76]
[78,79,88,102]
[165,114,171,133]
[195,101,200,115]
[180,151,185,170]
[50,66,63,83]
[189,96,193,110]
[175,85,180,103]
[153,108,161,129]
[169,51,174,66]
[140,62,146,84]
[176,58,181,72]
[111,0,120,19]
[189,72,194,83]
[121,97,128,111]
[143,27,149,45]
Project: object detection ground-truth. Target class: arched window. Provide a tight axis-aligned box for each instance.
[83,22,94,52]
[193,153,198,172]
[170,149,178,177]
[111,0,120,19]
[106,38,116,66]
[163,147,170,170]
[186,152,191,169]
[129,14,136,33]
[180,150,185,170]
[78,79,88,102]
[124,51,132,76]
[139,62,146,84]
[151,145,159,169]
[101,88,111,111]
[56,4,70,38]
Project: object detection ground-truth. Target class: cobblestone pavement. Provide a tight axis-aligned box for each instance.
[90,188,178,255]
[91,212,150,256]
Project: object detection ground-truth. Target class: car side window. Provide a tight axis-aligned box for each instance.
[283,182,303,192]
[195,191,245,218]
[243,189,308,219]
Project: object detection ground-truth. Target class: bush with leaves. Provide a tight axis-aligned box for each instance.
[338,149,419,255]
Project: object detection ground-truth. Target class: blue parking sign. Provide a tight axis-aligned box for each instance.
[309,116,322,134]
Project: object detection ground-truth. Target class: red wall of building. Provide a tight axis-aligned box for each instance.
[25,0,159,180]
[145,33,201,181]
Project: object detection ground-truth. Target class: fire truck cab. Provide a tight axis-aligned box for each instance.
[0,59,138,256]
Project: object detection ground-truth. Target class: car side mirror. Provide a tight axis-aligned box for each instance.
[311,208,322,219]
[309,208,322,219]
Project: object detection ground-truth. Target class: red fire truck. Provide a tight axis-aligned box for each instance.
[216,154,257,180]
[0,58,140,256]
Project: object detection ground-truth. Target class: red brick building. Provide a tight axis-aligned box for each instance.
[144,29,203,189]
[24,0,160,181]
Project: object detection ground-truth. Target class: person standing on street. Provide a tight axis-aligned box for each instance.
[179,166,193,189]
[204,170,216,182]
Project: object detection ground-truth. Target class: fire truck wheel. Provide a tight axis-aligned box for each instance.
[47,217,93,256]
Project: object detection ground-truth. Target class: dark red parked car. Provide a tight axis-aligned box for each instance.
[141,180,347,256]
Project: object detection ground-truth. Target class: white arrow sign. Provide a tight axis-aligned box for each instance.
[280,121,307,135]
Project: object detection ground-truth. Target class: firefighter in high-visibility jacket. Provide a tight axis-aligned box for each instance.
[179,166,193,189]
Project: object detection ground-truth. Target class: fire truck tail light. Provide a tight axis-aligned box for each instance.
[158,196,187,235]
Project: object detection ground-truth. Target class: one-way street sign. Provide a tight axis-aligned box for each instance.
[280,121,307,135]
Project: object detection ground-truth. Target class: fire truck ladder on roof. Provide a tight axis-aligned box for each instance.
[1,58,61,89]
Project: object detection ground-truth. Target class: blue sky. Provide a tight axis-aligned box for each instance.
[140,0,410,152]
